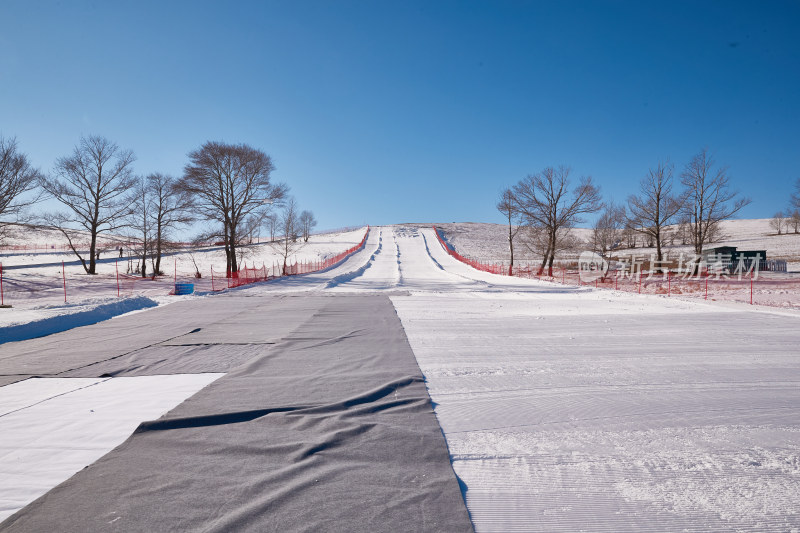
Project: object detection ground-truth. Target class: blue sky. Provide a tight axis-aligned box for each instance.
[1,1,798,231]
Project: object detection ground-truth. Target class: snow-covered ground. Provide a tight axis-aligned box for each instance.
[0,227,367,333]
[3,223,800,531]
[433,219,800,272]
[433,220,800,310]
[246,225,800,531]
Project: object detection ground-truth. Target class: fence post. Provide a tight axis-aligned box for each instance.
[638,273,642,294]
[0,263,4,306]
[705,275,708,300]
[668,272,671,297]
[116,260,120,297]
[62,260,67,303]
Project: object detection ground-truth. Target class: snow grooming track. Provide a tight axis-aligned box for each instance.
[324,228,399,290]
[394,231,404,287]
[391,288,800,532]
[241,227,381,294]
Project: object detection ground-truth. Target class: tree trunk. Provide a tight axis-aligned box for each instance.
[507,215,514,275]
[154,220,163,276]
[223,220,232,276]
[88,230,97,274]
[229,227,238,274]
[538,248,549,276]
[655,227,663,269]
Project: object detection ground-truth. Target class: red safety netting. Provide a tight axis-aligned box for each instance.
[0,260,176,307]
[0,227,367,304]
[208,227,370,292]
[432,226,800,310]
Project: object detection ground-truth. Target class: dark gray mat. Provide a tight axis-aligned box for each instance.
[61,344,272,377]
[1,295,473,532]
[0,295,325,378]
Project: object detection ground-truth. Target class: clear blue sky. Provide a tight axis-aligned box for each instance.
[1,1,798,231]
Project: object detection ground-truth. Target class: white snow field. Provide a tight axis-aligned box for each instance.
[0,227,367,332]
[2,224,800,531]
[246,225,800,532]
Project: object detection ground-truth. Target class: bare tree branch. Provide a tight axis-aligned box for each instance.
[626,161,683,264]
[680,148,751,258]
[0,137,43,242]
[511,166,602,275]
[496,188,521,272]
[39,135,136,274]
[299,210,317,242]
[179,141,286,274]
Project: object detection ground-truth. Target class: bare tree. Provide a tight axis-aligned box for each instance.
[627,161,683,264]
[40,136,136,274]
[266,212,278,242]
[299,210,317,242]
[680,149,751,258]
[676,217,691,245]
[147,173,193,275]
[790,210,800,234]
[128,176,154,277]
[240,214,262,244]
[622,223,638,248]
[179,141,287,275]
[770,211,786,235]
[791,178,800,211]
[271,197,302,274]
[592,202,625,257]
[497,188,521,272]
[512,166,602,275]
[0,137,42,222]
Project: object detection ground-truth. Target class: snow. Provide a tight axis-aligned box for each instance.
[0,374,223,523]
[246,225,800,531]
[2,222,800,531]
[0,226,367,335]
[0,296,158,345]
[431,219,800,272]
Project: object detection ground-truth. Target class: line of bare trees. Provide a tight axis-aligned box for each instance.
[498,149,752,272]
[0,135,319,277]
[769,178,800,236]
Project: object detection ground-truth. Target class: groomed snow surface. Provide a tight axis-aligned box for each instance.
[2,224,800,531]
[251,226,800,531]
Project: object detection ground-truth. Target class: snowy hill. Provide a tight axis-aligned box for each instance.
[432,219,800,271]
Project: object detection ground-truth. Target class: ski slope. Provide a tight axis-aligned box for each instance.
[3,224,799,532]
[251,225,800,532]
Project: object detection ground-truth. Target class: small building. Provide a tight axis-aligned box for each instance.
[702,246,775,273]
[702,246,767,262]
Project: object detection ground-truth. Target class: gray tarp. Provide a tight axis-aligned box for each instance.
[1,294,473,532]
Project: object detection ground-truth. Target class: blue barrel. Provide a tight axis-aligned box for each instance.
[174,283,194,295]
